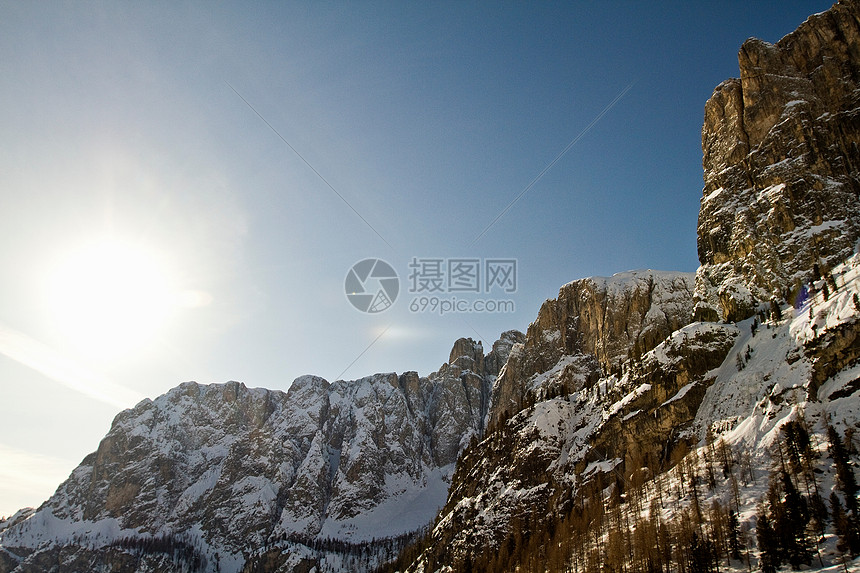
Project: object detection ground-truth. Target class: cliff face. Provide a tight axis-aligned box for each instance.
[0,334,520,573]
[491,270,695,424]
[696,0,860,321]
[417,319,738,568]
[400,3,860,571]
[411,252,860,571]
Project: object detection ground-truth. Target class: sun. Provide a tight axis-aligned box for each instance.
[44,239,178,362]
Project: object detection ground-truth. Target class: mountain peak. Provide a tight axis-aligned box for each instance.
[696,0,860,322]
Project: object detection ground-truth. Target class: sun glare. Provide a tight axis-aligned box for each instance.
[45,240,177,361]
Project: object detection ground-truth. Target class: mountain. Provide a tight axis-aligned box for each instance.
[386,2,860,571]
[491,270,696,426]
[0,332,522,572]
[694,0,860,322]
[4,2,860,573]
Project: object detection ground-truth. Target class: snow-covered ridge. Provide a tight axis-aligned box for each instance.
[412,248,860,570]
[0,335,518,573]
[791,253,860,345]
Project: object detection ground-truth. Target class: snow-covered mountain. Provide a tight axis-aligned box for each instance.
[403,252,860,571]
[3,2,860,573]
[694,0,860,323]
[0,333,522,572]
[391,2,860,571]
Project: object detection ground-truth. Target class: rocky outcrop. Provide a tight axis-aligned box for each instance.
[0,334,520,573]
[491,270,695,423]
[401,5,860,570]
[696,0,860,322]
[410,320,739,570]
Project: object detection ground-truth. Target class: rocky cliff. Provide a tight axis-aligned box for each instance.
[404,251,860,570]
[411,288,738,569]
[491,270,695,424]
[696,0,860,322]
[0,333,520,573]
[394,3,860,571]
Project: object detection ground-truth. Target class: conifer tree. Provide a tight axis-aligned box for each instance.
[728,510,743,561]
[779,470,813,568]
[756,503,779,573]
[828,426,860,555]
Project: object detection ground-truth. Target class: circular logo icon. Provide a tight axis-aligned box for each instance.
[345,258,399,313]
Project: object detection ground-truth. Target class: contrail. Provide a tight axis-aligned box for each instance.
[471,81,637,247]
[226,81,393,250]
[334,324,392,381]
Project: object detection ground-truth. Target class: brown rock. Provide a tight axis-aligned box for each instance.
[696,0,860,321]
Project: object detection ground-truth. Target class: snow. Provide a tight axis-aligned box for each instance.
[608,383,651,417]
[791,253,860,345]
[661,382,696,407]
[522,399,569,439]
[558,268,695,296]
[622,409,641,421]
[703,186,724,203]
[528,354,583,391]
[318,465,452,541]
[542,329,560,343]
[582,458,622,477]
[756,182,786,203]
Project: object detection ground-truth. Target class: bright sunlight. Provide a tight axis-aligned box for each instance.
[44,239,177,362]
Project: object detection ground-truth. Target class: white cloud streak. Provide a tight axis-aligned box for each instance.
[0,323,144,409]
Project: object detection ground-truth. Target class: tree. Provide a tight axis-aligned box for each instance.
[756,503,779,573]
[689,530,715,573]
[778,470,813,568]
[830,492,857,559]
[728,510,743,561]
[829,426,859,514]
[829,426,860,556]
[770,299,782,322]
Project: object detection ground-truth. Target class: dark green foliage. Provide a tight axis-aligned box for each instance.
[688,531,716,573]
[107,533,209,572]
[728,510,743,561]
[828,426,860,556]
[756,504,779,573]
[779,470,814,568]
[829,426,859,514]
[770,299,783,322]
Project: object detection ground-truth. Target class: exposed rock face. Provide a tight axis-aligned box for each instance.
[412,320,739,569]
[402,5,860,570]
[0,334,520,573]
[696,0,860,321]
[491,270,695,423]
[408,253,860,572]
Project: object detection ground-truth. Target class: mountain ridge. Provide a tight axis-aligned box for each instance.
[0,333,522,572]
[3,2,860,572]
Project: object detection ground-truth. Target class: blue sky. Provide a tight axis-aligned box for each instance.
[0,1,831,515]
